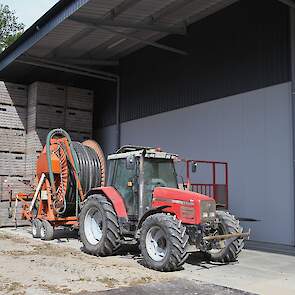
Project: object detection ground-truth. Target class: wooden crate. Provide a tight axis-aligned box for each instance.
[67,86,94,111]
[28,81,66,107]
[0,201,30,227]
[0,104,26,129]
[0,152,25,176]
[0,128,26,153]
[0,82,27,106]
[65,109,92,133]
[25,152,40,178]
[0,176,32,201]
[26,129,48,153]
[27,105,65,131]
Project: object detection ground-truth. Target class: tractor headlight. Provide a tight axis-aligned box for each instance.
[200,200,216,223]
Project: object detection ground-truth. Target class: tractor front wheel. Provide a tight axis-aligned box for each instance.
[140,213,189,272]
[205,211,244,263]
[79,194,120,256]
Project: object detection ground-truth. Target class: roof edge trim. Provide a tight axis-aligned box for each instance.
[0,0,90,71]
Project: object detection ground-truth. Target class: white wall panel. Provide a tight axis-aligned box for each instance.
[95,83,294,245]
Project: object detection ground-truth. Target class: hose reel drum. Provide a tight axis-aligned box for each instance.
[36,129,106,217]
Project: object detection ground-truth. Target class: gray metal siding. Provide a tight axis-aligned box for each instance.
[96,0,290,127]
[115,82,293,245]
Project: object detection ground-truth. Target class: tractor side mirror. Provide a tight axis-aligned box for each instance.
[126,155,136,170]
[192,162,198,173]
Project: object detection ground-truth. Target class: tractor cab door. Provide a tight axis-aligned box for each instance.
[142,158,179,211]
[109,158,138,216]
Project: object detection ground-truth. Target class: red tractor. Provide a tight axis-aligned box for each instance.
[79,146,248,271]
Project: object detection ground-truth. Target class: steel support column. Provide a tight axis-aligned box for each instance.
[116,77,121,150]
[290,7,295,246]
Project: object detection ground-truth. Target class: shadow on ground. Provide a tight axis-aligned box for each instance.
[74,279,256,295]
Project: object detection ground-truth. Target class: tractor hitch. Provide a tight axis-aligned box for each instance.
[203,230,251,241]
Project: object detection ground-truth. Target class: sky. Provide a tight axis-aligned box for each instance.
[1,0,59,29]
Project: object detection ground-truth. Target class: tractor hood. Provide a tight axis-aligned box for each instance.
[153,187,212,202]
[152,187,216,224]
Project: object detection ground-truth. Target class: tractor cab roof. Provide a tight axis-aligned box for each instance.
[107,145,178,161]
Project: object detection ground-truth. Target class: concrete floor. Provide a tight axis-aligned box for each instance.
[1,227,295,295]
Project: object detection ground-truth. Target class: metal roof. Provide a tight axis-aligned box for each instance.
[0,0,239,80]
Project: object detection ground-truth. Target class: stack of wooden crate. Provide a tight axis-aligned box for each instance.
[26,82,93,178]
[0,81,94,226]
[0,82,31,226]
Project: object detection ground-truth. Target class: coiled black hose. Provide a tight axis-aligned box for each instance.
[64,142,102,216]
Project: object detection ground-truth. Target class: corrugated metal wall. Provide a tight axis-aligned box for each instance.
[119,82,294,245]
[95,0,290,128]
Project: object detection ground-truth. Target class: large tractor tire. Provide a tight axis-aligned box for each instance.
[205,211,244,263]
[140,213,189,272]
[79,194,120,256]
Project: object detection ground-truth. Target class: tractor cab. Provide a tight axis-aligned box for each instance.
[107,146,178,218]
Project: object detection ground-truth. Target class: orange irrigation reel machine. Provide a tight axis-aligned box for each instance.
[17,129,106,239]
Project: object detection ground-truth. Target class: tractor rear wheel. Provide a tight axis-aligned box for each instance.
[79,194,120,256]
[140,213,189,272]
[32,219,42,238]
[205,211,244,263]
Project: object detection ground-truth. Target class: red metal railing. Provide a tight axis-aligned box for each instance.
[185,160,229,209]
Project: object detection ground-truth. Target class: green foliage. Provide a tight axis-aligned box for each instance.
[0,4,24,51]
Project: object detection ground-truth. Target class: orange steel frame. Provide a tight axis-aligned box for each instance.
[18,137,84,228]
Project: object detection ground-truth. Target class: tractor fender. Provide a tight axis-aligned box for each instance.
[136,206,171,234]
[85,187,128,219]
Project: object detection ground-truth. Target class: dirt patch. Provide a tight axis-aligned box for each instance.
[0,232,27,244]
[96,277,119,288]
[128,276,153,286]
[39,283,72,294]
[0,280,25,295]
[0,228,171,295]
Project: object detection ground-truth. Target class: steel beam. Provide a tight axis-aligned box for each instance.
[0,0,91,71]
[82,0,193,59]
[79,24,187,56]
[53,58,119,66]
[106,0,140,19]
[278,0,295,8]
[116,77,121,150]
[24,55,119,66]
[20,56,118,78]
[290,7,295,246]
[15,59,117,82]
[69,15,186,35]
[49,0,142,59]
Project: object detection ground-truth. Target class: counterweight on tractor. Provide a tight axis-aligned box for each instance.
[79,146,249,271]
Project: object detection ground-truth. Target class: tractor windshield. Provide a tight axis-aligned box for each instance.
[143,158,178,205]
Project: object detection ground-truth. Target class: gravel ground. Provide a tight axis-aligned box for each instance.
[0,227,294,295]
